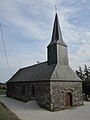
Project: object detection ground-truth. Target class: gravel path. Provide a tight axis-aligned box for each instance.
[0,95,90,120]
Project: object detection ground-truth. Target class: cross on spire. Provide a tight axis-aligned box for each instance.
[55,5,57,11]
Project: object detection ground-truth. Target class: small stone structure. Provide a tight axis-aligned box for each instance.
[6,13,83,111]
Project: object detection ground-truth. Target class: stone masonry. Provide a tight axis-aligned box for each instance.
[6,81,83,111]
[6,13,83,111]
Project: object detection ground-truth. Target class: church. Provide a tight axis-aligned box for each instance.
[6,13,83,111]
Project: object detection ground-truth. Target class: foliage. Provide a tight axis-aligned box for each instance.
[0,82,7,90]
[0,83,7,95]
[0,89,6,95]
[0,102,21,120]
[76,65,90,97]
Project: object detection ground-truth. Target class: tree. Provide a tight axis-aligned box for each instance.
[76,65,90,98]
[76,66,84,80]
[83,65,90,81]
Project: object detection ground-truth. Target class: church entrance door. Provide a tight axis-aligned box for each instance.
[65,93,72,107]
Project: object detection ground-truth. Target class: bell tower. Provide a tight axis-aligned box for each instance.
[47,13,69,65]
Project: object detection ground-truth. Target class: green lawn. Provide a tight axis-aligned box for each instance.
[0,102,21,120]
[0,89,6,95]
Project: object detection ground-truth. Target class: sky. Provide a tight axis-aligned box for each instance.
[0,0,90,83]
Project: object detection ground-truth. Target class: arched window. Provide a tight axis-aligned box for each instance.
[22,85,25,93]
[12,83,14,91]
[32,84,35,95]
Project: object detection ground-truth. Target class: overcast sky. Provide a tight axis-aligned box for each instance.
[0,0,90,83]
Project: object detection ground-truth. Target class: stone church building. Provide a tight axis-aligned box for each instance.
[6,13,83,111]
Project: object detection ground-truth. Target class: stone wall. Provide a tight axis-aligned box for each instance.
[50,81,83,111]
[35,81,51,110]
[6,81,51,110]
[6,81,83,111]
[6,82,35,101]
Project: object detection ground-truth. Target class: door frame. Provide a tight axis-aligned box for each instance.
[65,92,73,107]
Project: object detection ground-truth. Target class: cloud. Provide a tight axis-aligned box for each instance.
[69,31,90,70]
[0,0,90,82]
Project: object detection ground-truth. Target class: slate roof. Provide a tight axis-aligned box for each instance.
[8,62,81,83]
[8,62,56,82]
[50,64,81,81]
[7,13,82,83]
[48,13,67,47]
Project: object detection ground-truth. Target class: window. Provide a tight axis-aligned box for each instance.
[12,83,14,91]
[53,46,55,49]
[22,85,25,93]
[32,84,35,95]
[7,84,10,90]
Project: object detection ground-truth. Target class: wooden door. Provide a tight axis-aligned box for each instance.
[65,93,72,107]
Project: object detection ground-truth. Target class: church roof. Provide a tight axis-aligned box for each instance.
[48,13,67,47]
[50,65,81,81]
[7,13,82,83]
[8,62,81,83]
[8,62,56,82]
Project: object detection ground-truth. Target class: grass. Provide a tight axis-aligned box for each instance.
[0,89,6,95]
[0,102,21,120]
[0,88,21,120]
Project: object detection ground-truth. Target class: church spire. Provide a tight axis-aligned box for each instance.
[48,13,67,47]
[47,13,68,65]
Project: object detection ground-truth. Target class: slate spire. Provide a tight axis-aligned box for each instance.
[49,13,67,47]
